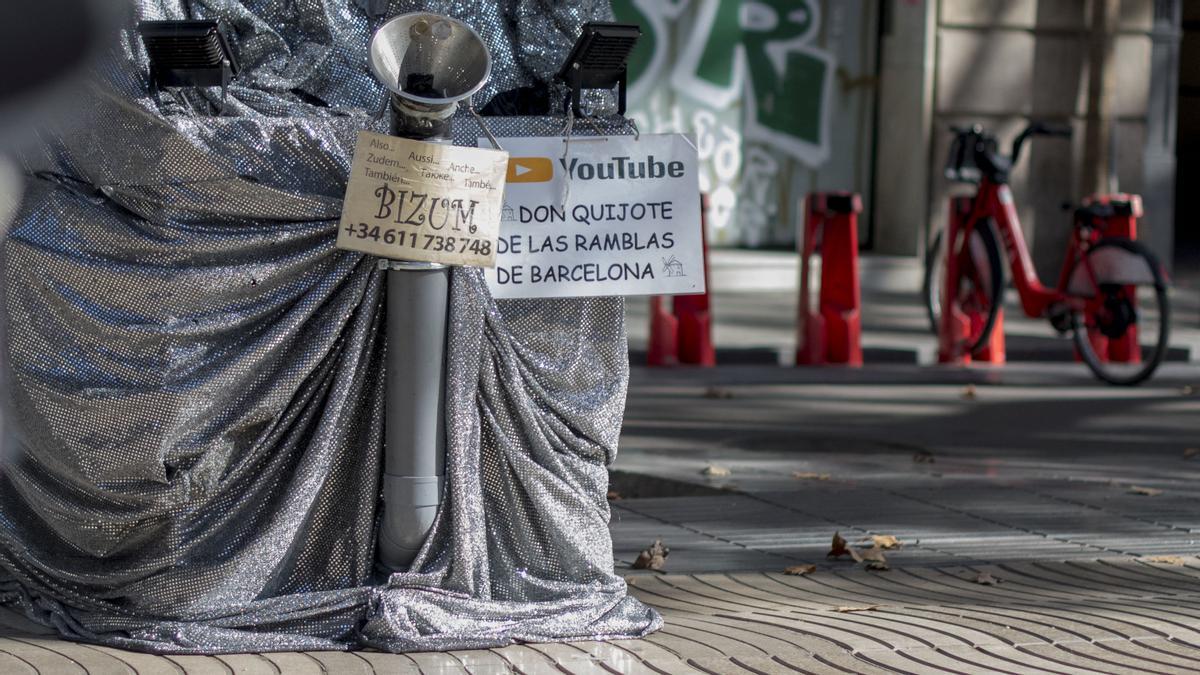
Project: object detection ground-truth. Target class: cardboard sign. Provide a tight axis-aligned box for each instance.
[479,134,705,299]
[338,130,509,267]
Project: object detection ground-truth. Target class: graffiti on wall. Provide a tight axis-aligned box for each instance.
[612,0,838,244]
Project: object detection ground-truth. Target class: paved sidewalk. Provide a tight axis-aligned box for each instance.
[612,363,1200,572]
[8,559,1200,673]
[7,362,1200,672]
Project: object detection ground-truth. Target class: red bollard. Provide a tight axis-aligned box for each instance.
[647,195,714,367]
[674,223,715,366]
[938,196,1005,365]
[796,192,863,366]
[1083,193,1143,364]
[646,295,679,366]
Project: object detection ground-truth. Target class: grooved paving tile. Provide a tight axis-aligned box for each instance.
[561,641,663,675]
[492,644,571,674]
[260,652,324,675]
[35,641,135,675]
[1128,636,1200,665]
[1038,640,1183,675]
[1050,560,1197,594]
[447,647,511,673]
[526,641,612,674]
[641,627,729,663]
[882,605,1034,649]
[936,644,1104,675]
[1089,638,1200,673]
[302,651,374,675]
[0,637,89,675]
[665,614,809,662]
[0,651,38,675]
[407,649,471,673]
[163,656,231,675]
[839,643,972,675]
[215,654,278,675]
[353,649,424,673]
[15,563,1200,672]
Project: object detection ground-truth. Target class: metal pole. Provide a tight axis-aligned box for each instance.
[377,259,448,571]
[375,117,453,573]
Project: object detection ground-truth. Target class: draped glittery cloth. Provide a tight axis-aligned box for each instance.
[0,0,660,653]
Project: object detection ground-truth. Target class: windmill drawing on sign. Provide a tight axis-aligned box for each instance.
[662,255,685,277]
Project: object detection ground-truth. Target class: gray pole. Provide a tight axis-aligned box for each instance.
[365,13,492,572]
[377,260,448,571]
[1082,0,1120,196]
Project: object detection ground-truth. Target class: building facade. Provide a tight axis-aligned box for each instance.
[616,0,1184,276]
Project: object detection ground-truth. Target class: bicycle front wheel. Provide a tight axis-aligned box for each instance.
[942,219,1003,355]
[1068,238,1170,386]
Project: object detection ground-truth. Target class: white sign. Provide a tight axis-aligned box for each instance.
[479,134,705,299]
[338,131,509,267]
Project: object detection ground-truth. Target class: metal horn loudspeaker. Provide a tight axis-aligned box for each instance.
[368,12,491,140]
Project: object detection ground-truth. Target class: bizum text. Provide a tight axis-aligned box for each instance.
[373,183,480,234]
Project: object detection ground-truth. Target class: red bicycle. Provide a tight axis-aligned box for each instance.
[923,123,1170,385]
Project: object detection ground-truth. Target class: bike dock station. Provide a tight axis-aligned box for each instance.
[1076,193,1144,365]
[795,191,864,367]
[646,196,715,367]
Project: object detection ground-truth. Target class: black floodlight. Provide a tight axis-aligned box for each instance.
[138,20,239,91]
[556,22,641,117]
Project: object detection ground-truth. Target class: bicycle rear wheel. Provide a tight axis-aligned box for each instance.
[1068,238,1169,386]
[941,219,1003,355]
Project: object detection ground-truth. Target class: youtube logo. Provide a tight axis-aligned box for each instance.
[507,157,553,183]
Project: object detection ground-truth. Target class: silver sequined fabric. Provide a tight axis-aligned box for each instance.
[0,0,660,654]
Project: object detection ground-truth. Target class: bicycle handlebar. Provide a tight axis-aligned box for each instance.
[1011,122,1072,166]
[945,122,1071,183]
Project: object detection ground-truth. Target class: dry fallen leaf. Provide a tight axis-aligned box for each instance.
[703,386,734,399]
[913,450,935,464]
[1182,385,1195,396]
[701,464,731,477]
[850,546,889,571]
[792,471,831,481]
[861,535,901,550]
[631,540,669,570]
[974,572,1001,585]
[606,490,621,501]
[961,384,977,400]
[834,605,880,613]
[1144,555,1186,565]
[783,564,817,576]
[1128,486,1163,496]
[827,532,851,558]
[1185,448,1200,460]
